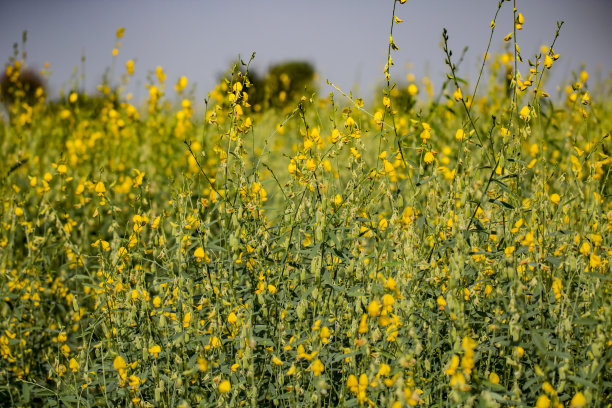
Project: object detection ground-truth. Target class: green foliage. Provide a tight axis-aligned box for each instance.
[264,61,316,109]
[0,2,611,408]
[218,59,316,112]
[0,66,46,108]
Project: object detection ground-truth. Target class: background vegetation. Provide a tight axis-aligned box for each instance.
[0,1,610,407]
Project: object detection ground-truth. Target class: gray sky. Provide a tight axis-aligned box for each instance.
[2,0,611,103]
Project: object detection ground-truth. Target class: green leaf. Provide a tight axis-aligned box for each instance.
[586,272,612,282]
[488,198,514,209]
[566,374,597,389]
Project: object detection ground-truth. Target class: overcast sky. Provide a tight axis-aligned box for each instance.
[2,0,611,103]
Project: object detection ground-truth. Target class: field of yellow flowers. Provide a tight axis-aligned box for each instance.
[1,1,610,407]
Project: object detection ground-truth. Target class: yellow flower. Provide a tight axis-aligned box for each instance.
[156,66,166,83]
[358,314,368,334]
[218,379,231,394]
[56,364,67,377]
[579,241,591,257]
[116,27,125,38]
[331,128,341,143]
[228,312,238,325]
[347,374,358,393]
[453,87,463,101]
[550,193,561,204]
[581,92,590,105]
[542,382,556,395]
[377,363,391,377]
[288,159,298,176]
[367,300,381,317]
[113,355,126,371]
[175,76,188,93]
[544,55,553,69]
[552,278,562,301]
[359,373,368,388]
[378,217,389,232]
[333,194,343,207]
[128,374,140,391]
[444,355,460,376]
[320,326,331,343]
[401,206,415,227]
[389,35,398,50]
[69,358,79,373]
[384,160,395,174]
[153,296,161,308]
[570,392,586,408]
[382,294,394,308]
[382,96,391,109]
[95,181,106,195]
[455,128,465,141]
[424,151,435,164]
[520,105,531,121]
[148,344,161,358]
[450,372,466,389]
[194,247,210,263]
[126,60,134,75]
[462,337,476,353]
[197,357,208,372]
[535,394,551,408]
[310,359,324,376]
[272,356,283,366]
[306,158,316,171]
[436,296,446,310]
[420,122,431,140]
[194,247,205,258]
[489,372,500,384]
[589,253,601,268]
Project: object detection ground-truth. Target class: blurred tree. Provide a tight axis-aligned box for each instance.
[1,31,47,109]
[264,61,316,109]
[0,65,46,108]
[216,60,316,112]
